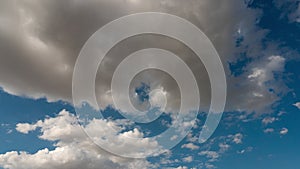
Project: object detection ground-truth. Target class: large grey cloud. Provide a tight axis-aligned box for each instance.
[0,0,287,114]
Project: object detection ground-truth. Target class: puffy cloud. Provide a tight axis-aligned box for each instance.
[181,143,199,150]
[0,109,161,169]
[16,123,38,134]
[280,128,289,135]
[182,156,193,163]
[0,0,286,115]
[293,102,300,109]
[262,117,276,125]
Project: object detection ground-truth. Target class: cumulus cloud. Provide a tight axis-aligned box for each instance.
[0,0,287,114]
[0,109,161,169]
[181,143,200,150]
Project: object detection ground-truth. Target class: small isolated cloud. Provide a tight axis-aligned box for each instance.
[237,146,253,154]
[181,143,199,150]
[280,128,289,135]
[173,166,188,169]
[205,163,216,169]
[293,102,300,109]
[264,128,275,134]
[16,123,38,134]
[182,156,193,163]
[232,133,243,144]
[262,117,276,125]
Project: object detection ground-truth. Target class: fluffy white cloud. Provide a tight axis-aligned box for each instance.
[181,143,199,150]
[0,109,161,169]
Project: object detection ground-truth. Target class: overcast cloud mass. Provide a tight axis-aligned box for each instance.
[0,0,289,113]
[1,0,299,169]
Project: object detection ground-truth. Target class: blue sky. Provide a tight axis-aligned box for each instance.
[0,0,300,169]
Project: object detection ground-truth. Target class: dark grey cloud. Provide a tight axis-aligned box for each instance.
[0,0,287,113]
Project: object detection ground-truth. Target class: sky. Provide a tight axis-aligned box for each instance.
[0,0,300,169]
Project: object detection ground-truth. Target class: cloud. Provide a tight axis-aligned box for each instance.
[229,55,287,113]
[280,128,289,135]
[237,146,253,154]
[181,143,199,150]
[173,166,188,169]
[293,102,300,109]
[0,109,161,169]
[232,133,243,144]
[291,6,300,22]
[262,117,276,125]
[218,143,230,152]
[264,128,275,133]
[0,0,287,115]
[198,151,219,162]
[182,156,193,163]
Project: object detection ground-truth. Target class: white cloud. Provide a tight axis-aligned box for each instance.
[237,146,253,154]
[173,166,188,169]
[0,109,160,169]
[280,128,289,135]
[247,56,285,86]
[232,133,243,144]
[170,135,178,141]
[262,117,276,125]
[182,156,193,163]
[16,123,38,134]
[293,102,300,109]
[264,128,275,133]
[181,143,199,150]
[205,163,216,169]
[218,143,230,152]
